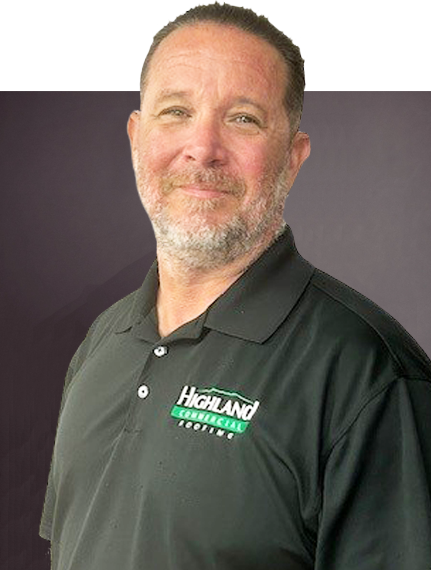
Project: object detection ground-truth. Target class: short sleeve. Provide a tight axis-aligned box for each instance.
[39,309,106,541]
[39,356,77,541]
[315,378,431,568]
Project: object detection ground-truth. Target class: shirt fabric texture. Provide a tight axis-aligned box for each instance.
[40,226,431,569]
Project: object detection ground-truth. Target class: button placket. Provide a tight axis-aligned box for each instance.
[153,345,168,357]
[137,384,149,399]
[124,343,171,433]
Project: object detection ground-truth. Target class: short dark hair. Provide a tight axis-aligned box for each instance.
[140,3,305,132]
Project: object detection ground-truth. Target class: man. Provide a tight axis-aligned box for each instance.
[40,3,431,569]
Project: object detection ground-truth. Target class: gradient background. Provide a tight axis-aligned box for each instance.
[1,91,430,568]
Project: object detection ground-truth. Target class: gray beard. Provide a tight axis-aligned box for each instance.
[152,210,277,270]
[150,187,287,271]
[134,156,289,270]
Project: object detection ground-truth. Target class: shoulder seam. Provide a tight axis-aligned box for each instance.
[310,280,405,375]
[322,376,431,465]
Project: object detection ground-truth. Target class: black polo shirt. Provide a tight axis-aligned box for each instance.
[40,226,431,569]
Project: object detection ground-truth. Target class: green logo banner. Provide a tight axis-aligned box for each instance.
[171,406,249,433]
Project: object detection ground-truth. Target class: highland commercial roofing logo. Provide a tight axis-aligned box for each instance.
[171,385,260,440]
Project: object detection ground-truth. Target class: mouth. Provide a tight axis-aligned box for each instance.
[175,184,231,199]
[161,170,246,200]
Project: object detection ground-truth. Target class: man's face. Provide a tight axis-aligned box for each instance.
[128,23,309,268]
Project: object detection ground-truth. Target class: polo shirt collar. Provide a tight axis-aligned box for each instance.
[114,225,314,344]
[113,262,158,335]
[205,225,314,343]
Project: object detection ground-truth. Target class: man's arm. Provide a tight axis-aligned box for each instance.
[315,377,431,568]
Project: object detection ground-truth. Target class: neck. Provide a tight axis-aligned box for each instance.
[156,224,284,337]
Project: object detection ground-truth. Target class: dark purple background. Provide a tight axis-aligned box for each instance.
[1,92,430,569]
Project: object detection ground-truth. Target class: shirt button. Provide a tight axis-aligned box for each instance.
[137,384,149,399]
[153,345,168,357]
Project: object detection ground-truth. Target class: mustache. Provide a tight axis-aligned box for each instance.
[160,169,246,198]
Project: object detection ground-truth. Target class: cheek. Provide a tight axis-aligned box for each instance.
[236,137,285,177]
[137,130,178,174]
[238,148,277,190]
[235,145,265,177]
[239,147,289,206]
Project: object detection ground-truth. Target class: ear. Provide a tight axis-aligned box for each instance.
[127,110,141,152]
[285,131,310,191]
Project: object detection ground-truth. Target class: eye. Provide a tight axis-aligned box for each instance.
[160,107,190,119]
[233,114,260,125]
[229,113,264,134]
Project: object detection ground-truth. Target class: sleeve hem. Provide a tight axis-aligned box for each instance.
[39,522,52,541]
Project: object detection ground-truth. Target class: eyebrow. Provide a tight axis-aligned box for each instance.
[230,97,268,118]
[154,90,191,104]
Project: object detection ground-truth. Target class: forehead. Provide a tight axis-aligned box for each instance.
[144,22,287,102]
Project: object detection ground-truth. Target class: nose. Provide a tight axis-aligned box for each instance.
[181,116,228,168]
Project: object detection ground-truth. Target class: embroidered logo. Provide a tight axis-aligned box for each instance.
[170,385,260,440]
